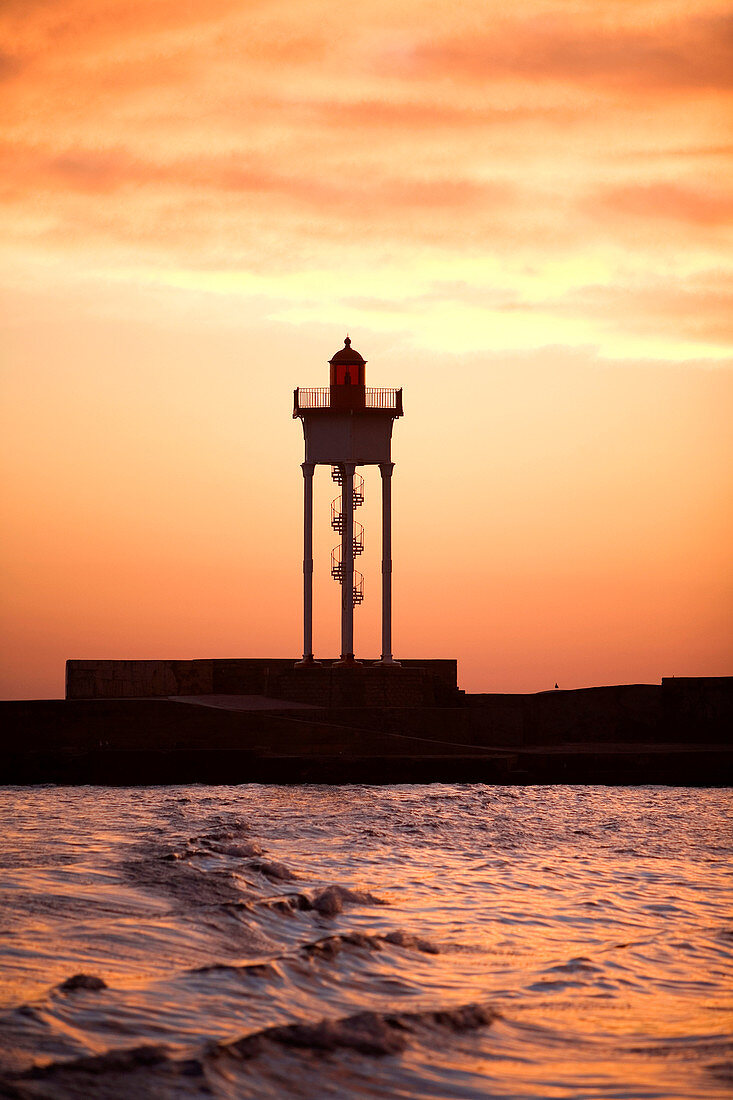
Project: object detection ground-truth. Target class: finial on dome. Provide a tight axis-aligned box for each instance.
[344,335,351,347]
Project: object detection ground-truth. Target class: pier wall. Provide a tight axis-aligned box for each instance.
[65,658,459,707]
[2,674,730,786]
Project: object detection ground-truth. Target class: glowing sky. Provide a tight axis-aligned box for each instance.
[1,0,732,697]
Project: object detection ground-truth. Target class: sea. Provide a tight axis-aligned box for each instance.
[0,784,730,1099]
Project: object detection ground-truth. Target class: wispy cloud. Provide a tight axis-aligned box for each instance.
[405,13,733,92]
[596,183,733,226]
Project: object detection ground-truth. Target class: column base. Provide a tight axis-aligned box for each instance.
[295,655,321,668]
[376,656,401,667]
[335,654,361,668]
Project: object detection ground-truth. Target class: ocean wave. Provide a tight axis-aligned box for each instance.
[0,784,730,1099]
[3,1003,500,1099]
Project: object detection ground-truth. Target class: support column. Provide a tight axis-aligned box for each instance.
[339,462,356,663]
[378,462,399,665]
[296,462,317,666]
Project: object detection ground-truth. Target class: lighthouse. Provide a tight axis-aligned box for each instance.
[293,337,403,666]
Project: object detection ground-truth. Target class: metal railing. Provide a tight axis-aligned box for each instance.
[293,387,403,415]
[365,388,402,410]
[295,387,330,409]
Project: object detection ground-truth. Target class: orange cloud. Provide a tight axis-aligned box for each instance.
[548,275,733,346]
[597,182,733,226]
[1,140,510,214]
[406,13,733,92]
[302,98,576,131]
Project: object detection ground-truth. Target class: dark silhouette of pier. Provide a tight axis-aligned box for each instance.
[1,662,730,786]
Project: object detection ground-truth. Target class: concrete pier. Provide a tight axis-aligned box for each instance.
[0,665,729,786]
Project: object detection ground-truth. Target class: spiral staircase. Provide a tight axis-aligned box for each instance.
[330,465,364,606]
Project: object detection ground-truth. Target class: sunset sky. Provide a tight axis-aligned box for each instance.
[1,0,732,698]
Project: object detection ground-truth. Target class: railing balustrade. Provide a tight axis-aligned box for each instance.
[294,387,403,414]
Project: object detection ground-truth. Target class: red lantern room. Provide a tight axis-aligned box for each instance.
[328,336,366,408]
[329,336,366,387]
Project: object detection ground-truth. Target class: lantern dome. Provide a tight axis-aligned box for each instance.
[328,336,366,367]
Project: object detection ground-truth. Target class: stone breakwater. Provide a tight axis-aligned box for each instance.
[0,671,731,785]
